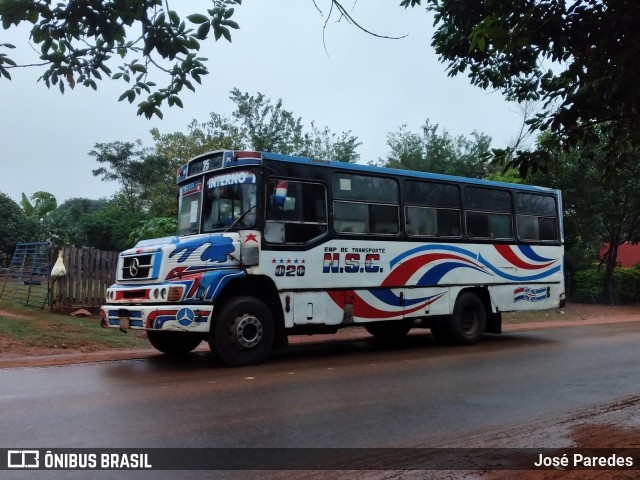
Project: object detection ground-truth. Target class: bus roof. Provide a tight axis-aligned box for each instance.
[179,149,559,195]
[261,151,559,195]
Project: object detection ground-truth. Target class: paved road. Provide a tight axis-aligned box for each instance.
[2,321,640,454]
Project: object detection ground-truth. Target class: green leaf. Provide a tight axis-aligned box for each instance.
[222,20,239,30]
[187,14,209,24]
[185,37,200,50]
[1,55,16,67]
[196,21,211,40]
[130,63,146,73]
[168,95,183,108]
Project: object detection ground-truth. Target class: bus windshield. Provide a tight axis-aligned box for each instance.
[202,170,257,232]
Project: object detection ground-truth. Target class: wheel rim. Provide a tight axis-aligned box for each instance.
[461,306,480,335]
[230,313,263,350]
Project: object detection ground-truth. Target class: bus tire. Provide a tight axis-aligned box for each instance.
[365,322,412,340]
[146,331,202,355]
[210,296,274,367]
[448,292,486,345]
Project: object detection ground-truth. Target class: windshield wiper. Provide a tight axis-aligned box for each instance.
[223,205,256,233]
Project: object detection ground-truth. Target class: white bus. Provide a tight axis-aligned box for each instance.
[100,150,565,366]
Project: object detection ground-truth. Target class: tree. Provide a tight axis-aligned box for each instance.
[77,204,146,251]
[0,192,38,265]
[229,88,306,155]
[230,88,361,161]
[302,121,361,163]
[151,113,244,163]
[415,0,640,176]
[18,191,58,242]
[20,191,57,219]
[0,0,241,118]
[534,131,640,304]
[128,217,177,245]
[152,88,361,164]
[379,119,491,178]
[47,197,107,246]
[90,141,172,215]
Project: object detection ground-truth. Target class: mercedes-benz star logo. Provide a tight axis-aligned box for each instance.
[129,257,140,277]
[176,308,195,326]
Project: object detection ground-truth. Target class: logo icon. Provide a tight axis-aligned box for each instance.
[129,257,140,277]
[176,308,195,326]
[8,450,39,468]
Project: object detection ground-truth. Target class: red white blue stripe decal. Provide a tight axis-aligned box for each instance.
[391,244,560,283]
[327,244,560,320]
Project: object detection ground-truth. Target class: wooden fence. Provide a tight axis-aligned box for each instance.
[50,246,119,311]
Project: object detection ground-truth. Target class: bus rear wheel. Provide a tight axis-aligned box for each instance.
[448,292,486,345]
[146,331,202,355]
[210,297,274,367]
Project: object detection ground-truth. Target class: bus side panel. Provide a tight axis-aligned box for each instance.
[264,241,564,324]
[489,283,564,313]
[401,287,450,319]
[284,287,452,327]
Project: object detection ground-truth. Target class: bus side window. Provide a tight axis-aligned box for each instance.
[332,174,399,236]
[515,193,559,242]
[464,187,513,240]
[404,180,461,238]
[265,179,328,244]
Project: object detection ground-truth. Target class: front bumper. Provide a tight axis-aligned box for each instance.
[100,305,213,332]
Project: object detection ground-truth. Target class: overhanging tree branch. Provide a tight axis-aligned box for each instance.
[0,0,242,118]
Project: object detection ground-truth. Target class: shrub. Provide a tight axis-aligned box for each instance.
[573,268,605,303]
[613,264,640,304]
[573,265,640,304]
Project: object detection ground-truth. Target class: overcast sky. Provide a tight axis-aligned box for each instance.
[0,1,523,206]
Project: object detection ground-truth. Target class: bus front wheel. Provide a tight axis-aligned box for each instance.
[210,296,275,367]
[448,292,486,345]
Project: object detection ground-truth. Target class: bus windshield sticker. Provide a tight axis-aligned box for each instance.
[189,200,198,223]
[180,181,202,197]
[206,170,256,189]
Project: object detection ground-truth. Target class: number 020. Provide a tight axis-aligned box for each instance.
[275,265,305,277]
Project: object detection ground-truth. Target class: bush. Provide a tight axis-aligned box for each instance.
[572,265,640,304]
[613,264,640,304]
[573,268,605,303]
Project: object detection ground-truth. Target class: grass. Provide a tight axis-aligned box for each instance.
[0,299,150,352]
[502,306,572,324]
